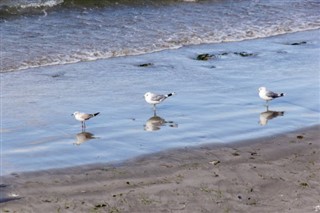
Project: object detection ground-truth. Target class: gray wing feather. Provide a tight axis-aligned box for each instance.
[151,95,166,101]
[81,114,93,120]
[266,91,280,98]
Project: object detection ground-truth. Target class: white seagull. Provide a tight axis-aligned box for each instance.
[72,111,100,129]
[144,92,176,110]
[259,87,285,105]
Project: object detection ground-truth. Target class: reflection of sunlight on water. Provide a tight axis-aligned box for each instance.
[6,146,48,154]
[30,136,66,145]
[259,106,285,126]
[144,112,178,132]
[74,132,97,145]
[0,128,12,133]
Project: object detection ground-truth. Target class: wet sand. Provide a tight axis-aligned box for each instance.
[1,125,319,212]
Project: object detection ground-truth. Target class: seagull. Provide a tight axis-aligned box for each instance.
[144,92,176,110]
[259,87,285,105]
[72,111,100,129]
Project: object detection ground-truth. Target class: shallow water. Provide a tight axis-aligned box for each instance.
[1,30,319,175]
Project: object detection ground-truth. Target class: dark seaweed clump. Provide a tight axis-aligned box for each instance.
[196,51,255,61]
[233,52,254,57]
[138,63,153,67]
[196,53,213,61]
[290,41,307,45]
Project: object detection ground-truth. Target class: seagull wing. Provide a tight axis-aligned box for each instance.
[265,91,280,98]
[151,94,166,102]
[80,113,94,120]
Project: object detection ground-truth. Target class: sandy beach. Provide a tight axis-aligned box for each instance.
[1,125,319,212]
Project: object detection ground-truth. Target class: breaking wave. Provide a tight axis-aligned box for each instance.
[1,0,319,72]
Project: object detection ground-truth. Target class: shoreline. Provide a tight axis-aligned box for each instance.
[1,125,319,212]
[2,28,319,74]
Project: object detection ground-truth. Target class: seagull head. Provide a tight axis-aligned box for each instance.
[259,87,267,92]
[144,92,151,98]
[72,111,80,116]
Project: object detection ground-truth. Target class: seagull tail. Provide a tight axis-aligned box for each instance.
[279,93,285,97]
[93,112,100,117]
[165,92,176,98]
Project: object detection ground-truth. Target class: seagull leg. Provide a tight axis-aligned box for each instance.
[81,121,86,131]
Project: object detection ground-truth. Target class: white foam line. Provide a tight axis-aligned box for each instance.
[19,0,64,9]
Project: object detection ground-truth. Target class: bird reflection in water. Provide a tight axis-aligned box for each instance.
[144,112,178,131]
[259,106,285,126]
[74,131,97,145]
